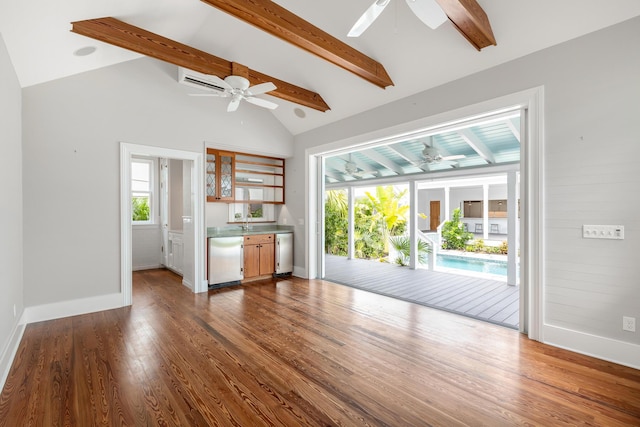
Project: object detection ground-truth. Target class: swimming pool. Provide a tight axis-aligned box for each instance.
[436,254,507,276]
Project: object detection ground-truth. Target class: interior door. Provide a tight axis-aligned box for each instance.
[429,201,440,231]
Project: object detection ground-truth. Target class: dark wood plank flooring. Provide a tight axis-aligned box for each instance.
[1,269,639,426]
[325,254,520,329]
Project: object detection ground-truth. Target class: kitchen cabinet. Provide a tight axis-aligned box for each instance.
[167,231,184,275]
[243,234,274,281]
[235,153,285,204]
[206,149,235,202]
[206,148,285,205]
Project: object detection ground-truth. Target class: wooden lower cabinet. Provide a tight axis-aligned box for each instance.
[243,234,275,281]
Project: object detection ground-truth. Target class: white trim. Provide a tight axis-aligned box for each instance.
[307,86,544,337]
[543,324,640,370]
[182,278,194,290]
[121,142,206,309]
[293,266,307,279]
[22,293,124,324]
[133,264,164,271]
[0,319,25,393]
[521,89,544,340]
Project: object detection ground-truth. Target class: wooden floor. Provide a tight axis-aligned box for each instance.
[325,254,520,329]
[1,269,639,426]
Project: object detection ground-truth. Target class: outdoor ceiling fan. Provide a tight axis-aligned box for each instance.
[344,154,378,178]
[189,75,278,112]
[348,0,448,37]
[421,144,465,165]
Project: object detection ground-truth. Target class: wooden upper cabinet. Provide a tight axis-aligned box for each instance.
[235,153,285,204]
[206,149,235,202]
[206,148,285,204]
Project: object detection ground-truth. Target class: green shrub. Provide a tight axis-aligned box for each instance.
[441,208,473,250]
[389,236,431,266]
[132,197,150,221]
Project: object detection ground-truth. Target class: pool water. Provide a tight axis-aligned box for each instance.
[436,254,507,276]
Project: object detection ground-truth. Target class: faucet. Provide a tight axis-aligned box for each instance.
[243,207,252,231]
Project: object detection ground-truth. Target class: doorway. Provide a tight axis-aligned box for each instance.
[429,201,440,231]
[120,143,205,307]
[309,87,544,338]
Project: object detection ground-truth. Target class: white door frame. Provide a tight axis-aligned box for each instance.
[305,87,544,340]
[120,142,206,306]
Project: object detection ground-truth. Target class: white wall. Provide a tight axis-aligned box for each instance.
[0,33,24,385]
[290,17,640,366]
[21,57,293,307]
[132,225,162,270]
[169,159,184,231]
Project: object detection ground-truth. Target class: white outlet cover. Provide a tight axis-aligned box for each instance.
[623,316,636,332]
[582,225,624,240]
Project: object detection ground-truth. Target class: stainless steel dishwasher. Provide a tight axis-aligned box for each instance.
[208,236,244,286]
[275,233,293,275]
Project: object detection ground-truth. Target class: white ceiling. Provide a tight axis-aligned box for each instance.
[2,1,640,135]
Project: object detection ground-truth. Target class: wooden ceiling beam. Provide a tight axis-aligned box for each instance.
[70,17,330,111]
[199,0,394,89]
[435,0,496,50]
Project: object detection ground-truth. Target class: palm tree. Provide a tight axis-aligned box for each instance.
[360,186,409,254]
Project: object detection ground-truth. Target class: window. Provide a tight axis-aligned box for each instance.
[131,158,155,223]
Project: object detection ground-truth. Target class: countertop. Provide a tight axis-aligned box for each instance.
[207,225,294,238]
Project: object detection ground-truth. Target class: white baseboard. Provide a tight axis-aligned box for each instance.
[132,264,163,271]
[293,266,307,279]
[0,317,26,393]
[543,324,640,370]
[22,293,126,325]
[182,278,194,291]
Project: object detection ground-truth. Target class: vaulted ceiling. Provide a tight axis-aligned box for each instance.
[1,1,640,135]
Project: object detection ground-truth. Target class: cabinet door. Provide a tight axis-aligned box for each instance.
[206,149,235,202]
[243,244,260,279]
[259,243,275,275]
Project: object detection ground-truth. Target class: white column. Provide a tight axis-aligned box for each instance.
[409,181,418,270]
[482,184,489,240]
[507,171,518,286]
[348,187,355,260]
[444,186,450,222]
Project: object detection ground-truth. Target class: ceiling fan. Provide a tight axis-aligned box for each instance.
[344,154,378,178]
[348,0,448,37]
[421,144,465,165]
[189,75,278,112]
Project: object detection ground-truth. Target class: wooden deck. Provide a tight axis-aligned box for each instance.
[324,255,520,329]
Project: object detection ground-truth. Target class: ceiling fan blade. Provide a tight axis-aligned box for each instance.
[247,82,276,96]
[405,0,448,29]
[227,97,241,112]
[442,154,465,161]
[348,0,391,37]
[246,96,278,110]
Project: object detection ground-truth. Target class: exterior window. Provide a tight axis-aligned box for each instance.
[132,158,154,223]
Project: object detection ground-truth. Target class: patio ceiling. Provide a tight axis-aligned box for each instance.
[324,110,521,184]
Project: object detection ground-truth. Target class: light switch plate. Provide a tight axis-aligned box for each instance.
[582,225,624,239]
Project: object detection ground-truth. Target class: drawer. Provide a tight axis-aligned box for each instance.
[244,234,274,245]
